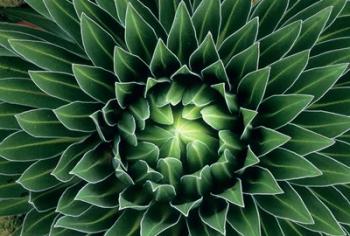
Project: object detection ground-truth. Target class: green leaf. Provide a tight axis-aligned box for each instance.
[0,157,31,176]
[125,3,157,63]
[189,34,219,74]
[259,21,302,67]
[181,166,213,196]
[21,210,56,236]
[129,98,150,129]
[119,186,152,210]
[307,47,350,69]
[0,131,78,161]
[0,175,26,199]
[260,211,284,236]
[256,94,313,129]
[0,30,38,53]
[105,209,143,236]
[293,110,350,138]
[282,0,346,29]
[9,39,87,73]
[125,141,159,166]
[311,87,350,116]
[313,186,350,225]
[260,148,321,180]
[199,199,228,235]
[43,0,83,46]
[76,176,125,208]
[141,203,181,236]
[186,212,222,236]
[114,46,150,82]
[80,13,115,70]
[29,184,66,212]
[292,152,350,186]
[145,181,176,202]
[71,143,114,183]
[170,197,203,217]
[182,83,214,107]
[158,0,181,32]
[0,78,65,109]
[55,206,118,233]
[227,196,260,236]
[0,56,38,78]
[217,0,251,45]
[73,64,116,103]
[167,2,197,64]
[29,71,92,102]
[255,182,313,224]
[18,158,60,191]
[251,0,288,38]
[288,64,348,103]
[0,196,31,216]
[243,166,283,194]
[294,186,345,235]
[225,42,259,85]
[321,15,350,42]
[280,124,334,156]
[289,7,332,54]
[157,157,183,187]
[191,0,220,42]
[251,127,290,156]
[201,105,237,130]
[150,39,181,77]
[201,60,230,86]
[56,183,90,217]
[129,160,162,184]
[321,139,350,166]
[212,179,244,207]
[95,0,118,20]
[219,17,258,64]
[54,102,101,132]
[218,130,242,155]
[278,219,319,236]
[25,0,51,18]
[118,112,137,146]
[186,140,215,172]
[150,103,174,126]
[73,0,125,46]
[238,67,270,109]
[16,109,84,138]
[0,103,28,130]
[265,50,309,96]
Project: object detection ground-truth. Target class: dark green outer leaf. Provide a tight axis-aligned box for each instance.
[265,50,309,96]
[43,0,83,46]
[251,0,288,39]
[73,64,116,103]
[21,209,57,236]
[291,152,350,186]
[16,108,84,138]
[18,158,60,192]
[55,206,118,233]
[9,39,88,73]
[167,2,197,64]
[29,71,92,102]
[81,13,116,71]
[191,0,220,42]
[0,131,79,161]
[0,78,65,109]
[218,0,251,45]
[255,182,313,224]
[125,3,157,63]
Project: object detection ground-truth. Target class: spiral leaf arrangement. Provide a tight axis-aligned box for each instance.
[0,0,350,235]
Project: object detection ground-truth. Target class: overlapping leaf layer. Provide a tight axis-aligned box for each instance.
[1,0,350,235]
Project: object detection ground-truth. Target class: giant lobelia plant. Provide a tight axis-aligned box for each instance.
[0,0,350,235]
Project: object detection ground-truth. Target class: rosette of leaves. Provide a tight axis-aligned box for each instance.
[0,0,350,235]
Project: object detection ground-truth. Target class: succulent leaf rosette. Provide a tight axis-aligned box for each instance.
[1,0,350,235]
